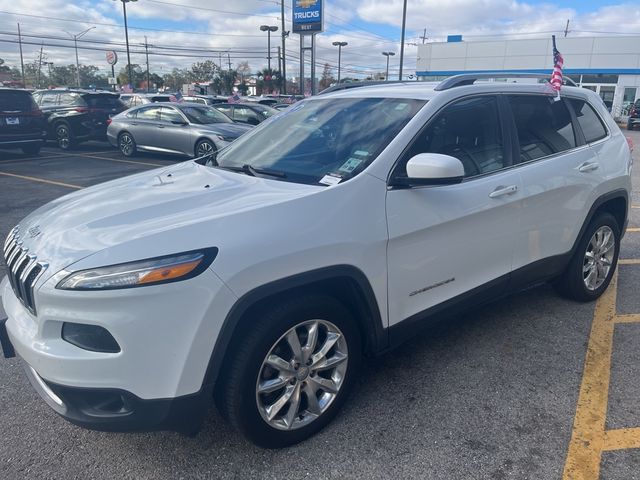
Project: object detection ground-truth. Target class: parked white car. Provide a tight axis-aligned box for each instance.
[1,74,633,448]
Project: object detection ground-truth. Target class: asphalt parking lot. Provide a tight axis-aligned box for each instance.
[1,132,640,480]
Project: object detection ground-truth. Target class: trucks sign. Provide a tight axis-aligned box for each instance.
[292,0,323,34]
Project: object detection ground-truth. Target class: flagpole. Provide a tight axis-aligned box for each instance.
[552,34,561,101]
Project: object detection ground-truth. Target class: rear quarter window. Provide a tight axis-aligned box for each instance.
[568,98,608,143]
[84,94,124,109]
[0,90,37,112]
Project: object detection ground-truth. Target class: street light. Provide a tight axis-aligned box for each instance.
[113,0,137,89]
[382,52,395,81]
[64,26,95,87]
[332,41,348,84]
[259,25,278,72]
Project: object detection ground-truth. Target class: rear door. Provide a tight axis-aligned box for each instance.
[386,95,522,327]
[131,105,162,148]
[506,94,600,279]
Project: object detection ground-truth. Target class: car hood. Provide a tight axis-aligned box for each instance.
[196,122,252,138]
[11,161,320,278]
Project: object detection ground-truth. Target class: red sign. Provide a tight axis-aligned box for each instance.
[106,51,118,66]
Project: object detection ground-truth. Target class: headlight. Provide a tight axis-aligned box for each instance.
[56,248,218,291]
[216,134,233,142]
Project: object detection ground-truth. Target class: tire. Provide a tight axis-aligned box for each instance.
[216,295,361,448]
[194,139,216,159]
[21,143,41,155]
[556,212,620,302]
[55,123,73,150]
[628,122,634,131]
[118,132,137,157]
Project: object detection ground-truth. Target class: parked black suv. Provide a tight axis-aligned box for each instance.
[32,90,126,149]
[0,88,47,155]
[628,99,640,131]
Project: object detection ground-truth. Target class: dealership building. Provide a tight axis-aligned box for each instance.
[416,36,640,119]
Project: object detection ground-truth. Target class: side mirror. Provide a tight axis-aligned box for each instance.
[392,153,465,187]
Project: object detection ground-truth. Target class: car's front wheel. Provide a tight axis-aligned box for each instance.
[55,123,73,150]
[217,295,361,448]
[195,139,216,159]
[556,212,620,301]
[118,132,137,157]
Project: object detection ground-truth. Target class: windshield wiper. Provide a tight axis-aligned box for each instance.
[216,164,287,179]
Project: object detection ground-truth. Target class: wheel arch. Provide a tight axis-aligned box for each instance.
[202,265,388,390]
[571,189,629,256]
[194,137,218,157]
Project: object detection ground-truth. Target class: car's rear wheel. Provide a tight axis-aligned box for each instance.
[217,295,361,448]
[55,123,73,150]
[556,212,620,302]
[195,139,216,159]
[21,143,41,155]
[118,132,137,157]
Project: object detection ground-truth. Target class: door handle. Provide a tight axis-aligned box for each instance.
[578,162,599,173]
[157,125,165,129]
[489,185,518,198]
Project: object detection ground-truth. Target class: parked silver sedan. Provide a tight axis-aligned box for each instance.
[107,103,253,158]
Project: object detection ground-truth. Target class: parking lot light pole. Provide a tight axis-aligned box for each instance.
[382,52,395,81]
[332,41,348,84]
[65,26,95,87]
[114,0,137,89]
[260,25,279,73]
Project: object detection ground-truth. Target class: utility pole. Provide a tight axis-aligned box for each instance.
[399,0,407,81]
[17,23,26,88]
[421,28,428,44]
[227,53,232,71]
[277,46,282,91]
[144,36,150,92]
[564,19,570,37]
[280,0,287,94]
[36,44,44,89]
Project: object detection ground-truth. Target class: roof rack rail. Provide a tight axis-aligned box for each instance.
[434,73,577,91]
[318,80,411,95]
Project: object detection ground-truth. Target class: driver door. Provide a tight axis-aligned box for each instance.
[385,95,522,328]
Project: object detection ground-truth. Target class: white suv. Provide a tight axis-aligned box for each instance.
[0,74,633,448]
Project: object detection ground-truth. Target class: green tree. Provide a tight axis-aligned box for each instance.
[117,64,143,88]
[190,60,218,83]
[256,68,281,95]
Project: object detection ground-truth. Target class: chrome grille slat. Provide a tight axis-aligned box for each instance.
[2,229,47,315]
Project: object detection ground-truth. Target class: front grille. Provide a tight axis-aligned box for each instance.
[2,227,48,315]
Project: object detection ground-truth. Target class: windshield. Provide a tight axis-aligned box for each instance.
[215,97,425,185]
[180,105,233,124]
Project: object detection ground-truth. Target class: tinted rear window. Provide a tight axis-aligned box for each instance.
[83,94,123,108]
[150,96,172,102]
[568,99,608,143]
[0,90,36,112]
[508,95,576,162]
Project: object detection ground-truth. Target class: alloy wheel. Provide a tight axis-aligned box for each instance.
[119,134,134,156]
[57,125,70,149]
[583,225,615,291]
[196,141,214,157]
[255,319,348,431]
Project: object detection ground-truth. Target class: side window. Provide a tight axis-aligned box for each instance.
[160,107,185,123]
[32,92,42,105]
[508,95,576,162]
[235,107,261,124]
[40,92,58,106]
[136,106,161,121]
[568,99,608,143]
[59,93,81,105]
[402,96,505,178]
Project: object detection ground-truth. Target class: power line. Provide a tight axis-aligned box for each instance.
[142,0,279,20]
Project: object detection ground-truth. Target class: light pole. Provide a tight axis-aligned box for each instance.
[382,52,395,81]
[332,41,348,84]
[399,0,407,80]
[260,25,278,72]
[65,26,95,87]
[114,0,137,89]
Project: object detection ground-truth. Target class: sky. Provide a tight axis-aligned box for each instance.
[0,0,639,81]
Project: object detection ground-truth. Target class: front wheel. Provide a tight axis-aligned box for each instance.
[556,212,620,301]
[194,139,216,159]
[217,295,361,448]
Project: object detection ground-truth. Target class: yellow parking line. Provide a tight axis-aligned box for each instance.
[618,259,640,265]
[0,171,82,189]
[603,428,640,451]
[562,271,617,480]
[626,227,640,233]
[613,313,640,324]
[78,154,164,168]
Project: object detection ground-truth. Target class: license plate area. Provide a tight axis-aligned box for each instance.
[6,117,20,125]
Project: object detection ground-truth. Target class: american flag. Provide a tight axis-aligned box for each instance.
[121,84,133,93]
[169,90,184,103]
[550,36,564,93]
[227,93,241,104]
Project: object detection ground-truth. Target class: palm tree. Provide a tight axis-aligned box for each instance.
[256,68,281,95]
